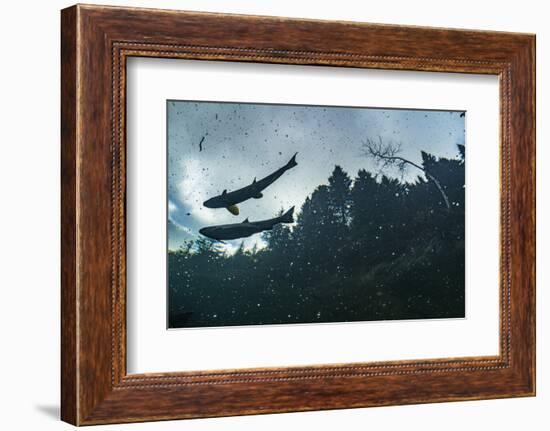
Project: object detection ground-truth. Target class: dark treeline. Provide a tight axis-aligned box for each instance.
[168,145,465,328]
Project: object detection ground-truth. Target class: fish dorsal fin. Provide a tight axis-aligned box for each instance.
[222,189,227,195]
[242,217,249,223]
[252,177,256,184]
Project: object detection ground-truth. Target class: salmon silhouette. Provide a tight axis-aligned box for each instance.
[199,207,294,241]
[203,153,298,215]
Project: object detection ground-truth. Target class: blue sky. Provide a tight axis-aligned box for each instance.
[167,101,465,252]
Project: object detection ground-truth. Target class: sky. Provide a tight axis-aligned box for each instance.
[167,100,465,252]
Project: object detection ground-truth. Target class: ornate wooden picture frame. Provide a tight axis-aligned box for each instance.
[61,4,535,425]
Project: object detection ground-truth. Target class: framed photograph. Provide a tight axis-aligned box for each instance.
[61,4,535,425]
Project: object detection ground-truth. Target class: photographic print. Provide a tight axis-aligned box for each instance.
[167,100,466,329]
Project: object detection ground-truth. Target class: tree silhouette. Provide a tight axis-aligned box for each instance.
[363,137,451,209]
[327,165,352,225]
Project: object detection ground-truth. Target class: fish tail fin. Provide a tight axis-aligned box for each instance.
[280,206,295,223]
[286,152,298,169]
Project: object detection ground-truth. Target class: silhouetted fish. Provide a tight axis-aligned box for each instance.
[199,207,294,241]
[203,153,298,215]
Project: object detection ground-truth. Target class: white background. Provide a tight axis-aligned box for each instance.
[127,59,500,373]
[0,0,547,430]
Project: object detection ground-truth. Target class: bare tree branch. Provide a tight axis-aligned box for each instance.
[362,137,451,210]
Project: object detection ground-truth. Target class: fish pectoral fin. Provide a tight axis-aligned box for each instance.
[253,193,263,199]
[226,204,240,215]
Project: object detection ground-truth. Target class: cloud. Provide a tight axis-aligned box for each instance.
[176,157,226,224]
[168,200,177,214]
